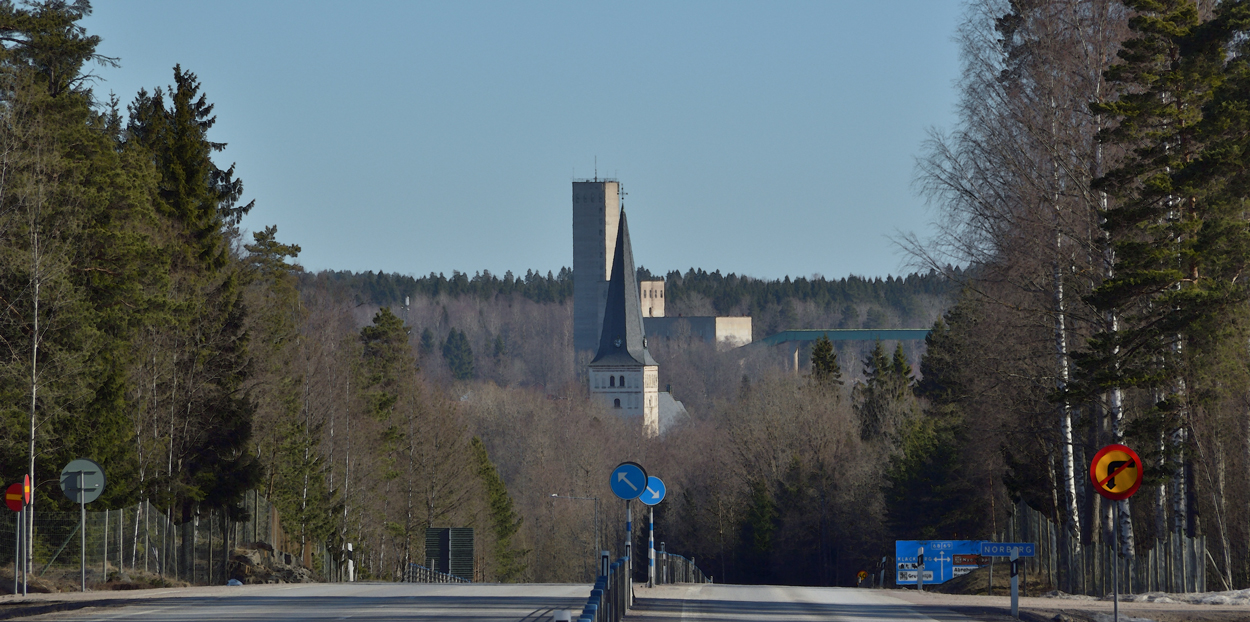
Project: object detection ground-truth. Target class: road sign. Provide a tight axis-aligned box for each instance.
[60,459,105,504]
[1090,444,1142,501]
[5,484,21,512]
[895,540,981,585]
[640,476,666,506]
[980,542,1036,557]
[609,462,647,500]
[23,474,30,504]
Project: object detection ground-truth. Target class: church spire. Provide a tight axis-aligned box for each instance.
[591,210,657,366]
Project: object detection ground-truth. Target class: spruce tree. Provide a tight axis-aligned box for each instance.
[442,329,475,381]
[809,334,842,386]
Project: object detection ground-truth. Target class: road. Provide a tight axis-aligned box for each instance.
[7,583,589,622]
[626,584,984,621]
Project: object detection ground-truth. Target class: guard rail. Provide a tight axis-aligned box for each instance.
[402,562,470,583]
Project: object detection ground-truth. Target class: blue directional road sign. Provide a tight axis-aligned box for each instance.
[610,462,647,500]
[895,540,982,585]
[980,542,1035,557]
[640,476,666,506]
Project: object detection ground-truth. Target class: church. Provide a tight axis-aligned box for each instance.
[586,210,689,437]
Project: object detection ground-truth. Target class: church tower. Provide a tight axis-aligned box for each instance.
[572,180,621,354]
[588,210,660,436]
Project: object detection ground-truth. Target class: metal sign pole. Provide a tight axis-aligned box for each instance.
[13,506,19,596]
[1113,502,1119,622]
[648,506,654,588]
[80,472,86,592]
[625,499,635,607]
[21,499,26,597]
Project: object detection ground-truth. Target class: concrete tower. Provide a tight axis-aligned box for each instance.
[588,211,660,436]
[572,180,621,354]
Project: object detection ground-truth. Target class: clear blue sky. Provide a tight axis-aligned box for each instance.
[82,1,963,281]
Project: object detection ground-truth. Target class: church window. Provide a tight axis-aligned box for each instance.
[609,376,615,387]
[619,375,625,387]
[614,399,620,408]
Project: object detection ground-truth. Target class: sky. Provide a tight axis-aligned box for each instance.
[81,1,965,281]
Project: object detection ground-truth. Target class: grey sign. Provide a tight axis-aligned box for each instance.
[60,459,105,504]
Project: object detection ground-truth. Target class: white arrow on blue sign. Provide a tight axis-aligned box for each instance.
[610,462,648,500]
[640,476,666,506]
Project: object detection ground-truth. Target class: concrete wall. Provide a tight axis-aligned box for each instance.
[643,316,753,350]
[640,279,665,317]
[715,316,753,348]
[572,181,620,353]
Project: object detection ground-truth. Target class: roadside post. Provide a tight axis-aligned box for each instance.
[1090,444,1143,622]
[916,547,924,591]
[640,476,666,588]
[21,475,28,596]
[609,462,647,605]
[1010,547,1019,618]
[7,482,22,594]
[60,459,105,592]
[879,556,886,589]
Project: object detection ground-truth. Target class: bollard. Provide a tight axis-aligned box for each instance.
[917,547,925,592]
[1010,547,1019,619]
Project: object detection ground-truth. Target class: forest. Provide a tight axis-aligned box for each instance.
[8,0,1250,592]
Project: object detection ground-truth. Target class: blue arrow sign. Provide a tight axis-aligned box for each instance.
[610,462,647,500]
[640,476,666,506]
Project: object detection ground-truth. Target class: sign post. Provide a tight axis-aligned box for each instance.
[640,476,666,589]
[916,547,924,591]
[60,459,105,593]
[609,462,647,605]
[7,483,20,596]
[1090,443,1142,622]
[1010,547,1019,618]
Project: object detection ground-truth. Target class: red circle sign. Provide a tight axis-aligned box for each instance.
[23,474,29,503]
[6,483,23,512]
[1090,444,1143,501]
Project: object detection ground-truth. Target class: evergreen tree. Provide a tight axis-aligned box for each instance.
[809,334,842,386]
[854,341,916,442]
[442,329,475,381]
[126,64,260,521]
[885,304,981,541]
[470,437,527,581]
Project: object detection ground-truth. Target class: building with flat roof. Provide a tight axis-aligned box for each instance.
[572,180,620,354]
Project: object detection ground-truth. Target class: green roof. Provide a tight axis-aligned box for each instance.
[757,329,931,347]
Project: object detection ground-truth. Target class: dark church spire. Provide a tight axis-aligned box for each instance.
[590,210,657,367]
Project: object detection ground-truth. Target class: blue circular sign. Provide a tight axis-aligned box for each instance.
[609,462,647,500]
[640,476,666,506]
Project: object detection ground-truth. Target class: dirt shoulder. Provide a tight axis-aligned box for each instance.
[887,588,1250,622]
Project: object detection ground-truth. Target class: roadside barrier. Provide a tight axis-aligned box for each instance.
[573,550,709,622]
[401,562,470,583]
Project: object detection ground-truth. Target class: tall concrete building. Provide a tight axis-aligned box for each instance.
[572,180,621,354]
[588,211,661,436]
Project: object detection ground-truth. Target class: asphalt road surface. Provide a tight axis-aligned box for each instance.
[10,583,590,622]
[626,584,983,622]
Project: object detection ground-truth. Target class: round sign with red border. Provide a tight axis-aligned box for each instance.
[1089,443,1143,501]
[5,483,22,512]
[23,473,29,503]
